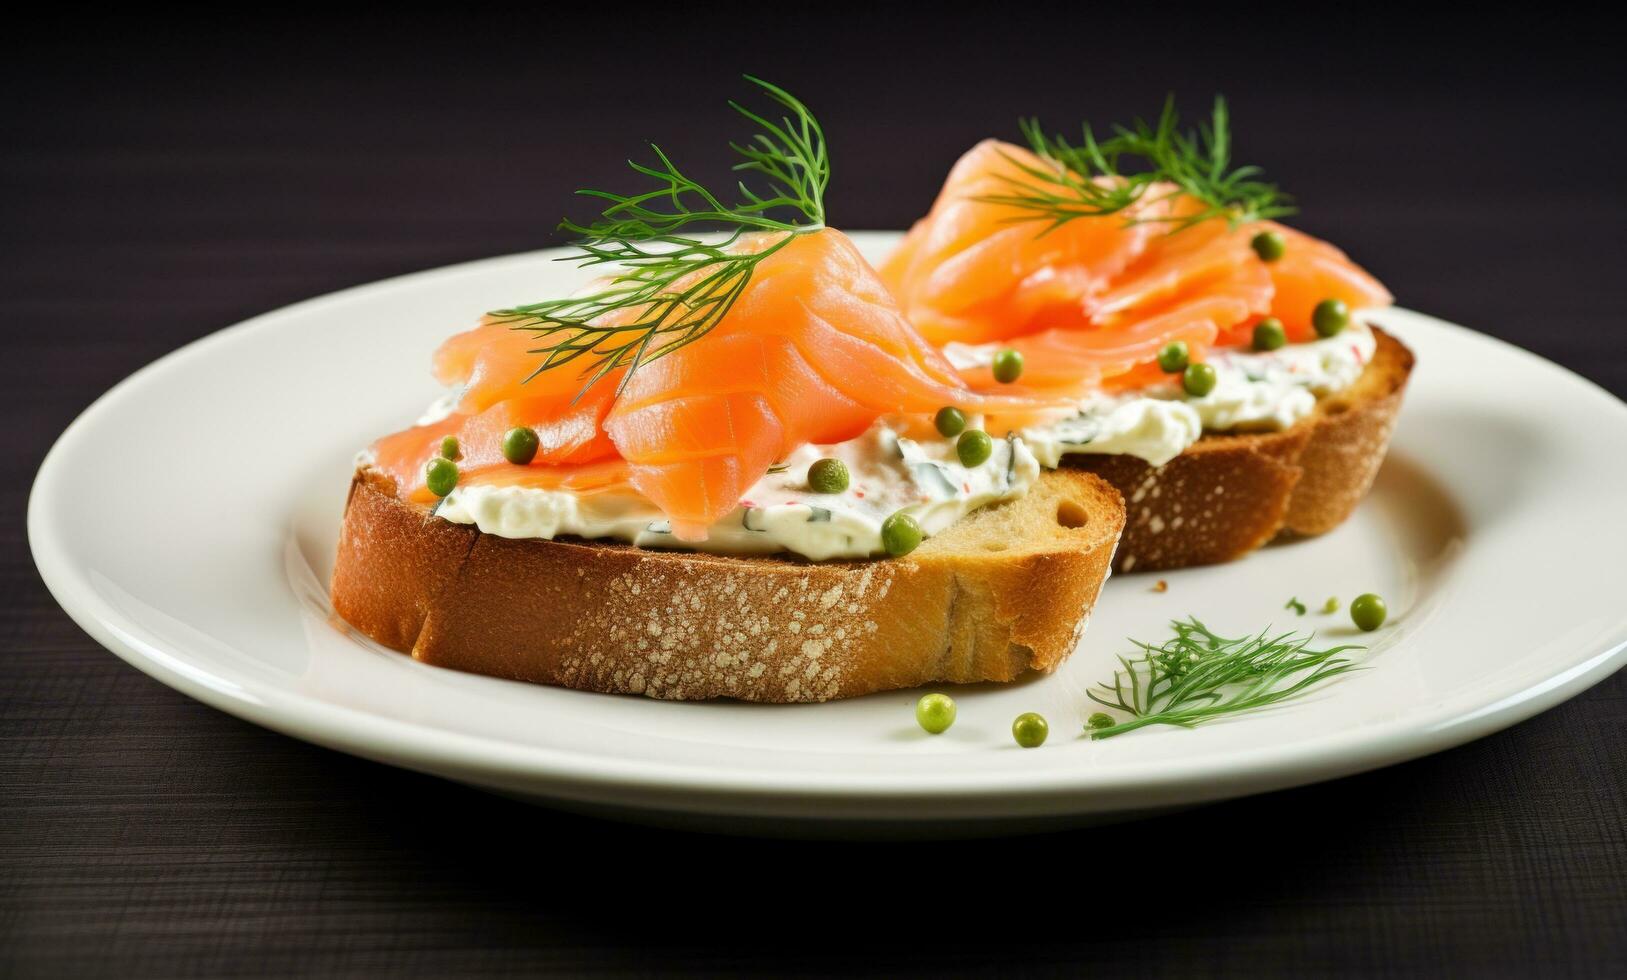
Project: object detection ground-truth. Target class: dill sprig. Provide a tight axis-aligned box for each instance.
[1085,617,1361,739]
[974,118,1154,234]
[1111,97,1296,229]
[978,97,1296,233]
[488,76,829,399]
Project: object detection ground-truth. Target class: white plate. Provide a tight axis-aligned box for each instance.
[29,233,1627,835]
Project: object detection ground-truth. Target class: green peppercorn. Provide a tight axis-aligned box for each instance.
[1086,712,1114,731]
[881,512,924,557]
[807,457,850,494]
[1250,229,1287,262]
[916,693,956,734]
[1183,362,1217,397]
[1252,317,1287,351]
[1012,712,1049,748]
[1351,593,1387,631]
[424,457,459,498]
[991,348,1024,384]
[934,406,967,438]
[956,429,994,467]
[1322,596,1340,614]
[1312,298,1349,337]
[501,426,540,465]
[1157,341,1190,374]
[439,435,461,460]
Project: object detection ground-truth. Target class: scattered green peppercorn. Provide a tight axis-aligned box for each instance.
[501,426,540,465]
[424,457,459,498]
[934,406,967,438]
[916,693,956,734]
[1250,229,1287,262]
[1157,340,1190,374]
[991,348,1024,384]
[881,512,924,557]
[1322,596,1340,614]
[956,429,994,467]
[439,435,461,460]
[1252,317,1287,351]
[1183,362,1217,397]
[1086,712,1115,731]
[1351,593,1387,631]
[1312,298,1349,337]
[1012,712,1049,748]
[807,457,850,494]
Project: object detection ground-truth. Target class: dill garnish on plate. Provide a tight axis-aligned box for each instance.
[1085,618,1362,739]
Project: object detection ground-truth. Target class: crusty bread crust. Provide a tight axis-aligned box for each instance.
[331,469,1124,702]
[1064,325,1413,572]
[1279,327,1414,536]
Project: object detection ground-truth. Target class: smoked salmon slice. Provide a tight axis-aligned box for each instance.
[880,140,1168,346]
[605,229,1065,538]
[879,140,1392,386]
[1243,222,1391,343]
[372,318,621,498]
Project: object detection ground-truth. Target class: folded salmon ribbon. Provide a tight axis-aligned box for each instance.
[877,140,1391,394]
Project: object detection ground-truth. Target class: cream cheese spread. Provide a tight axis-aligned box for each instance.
[951,320,1377,467]
[436,420,1040,561]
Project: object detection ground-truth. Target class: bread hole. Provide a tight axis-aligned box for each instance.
[984,541,1009,553]
[1056,500,1089,529]
[1323,400,1350,416]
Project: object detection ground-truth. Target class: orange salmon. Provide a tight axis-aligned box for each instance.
[879,140,1392,384]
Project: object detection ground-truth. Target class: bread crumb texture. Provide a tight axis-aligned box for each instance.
[551,562,889,701]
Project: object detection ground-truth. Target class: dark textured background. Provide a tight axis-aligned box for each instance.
[5,8,1625,977]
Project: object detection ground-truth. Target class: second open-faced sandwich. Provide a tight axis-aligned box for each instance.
[880,103,1412,571]
[331,80,1125,702]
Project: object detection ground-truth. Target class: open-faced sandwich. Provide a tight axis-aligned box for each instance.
[880,103,1412,571]
[331,80,1126,702]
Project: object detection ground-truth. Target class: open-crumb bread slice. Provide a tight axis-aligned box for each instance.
[1063,325,1413,572]
[331,468,1124,703]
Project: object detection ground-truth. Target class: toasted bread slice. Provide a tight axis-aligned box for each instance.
[331,468,1124,702]
[1064,325,1413,572]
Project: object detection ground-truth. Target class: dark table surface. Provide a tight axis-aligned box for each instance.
[5,10,1625,978]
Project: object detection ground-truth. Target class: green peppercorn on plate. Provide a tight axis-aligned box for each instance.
[28,234,1627,835]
